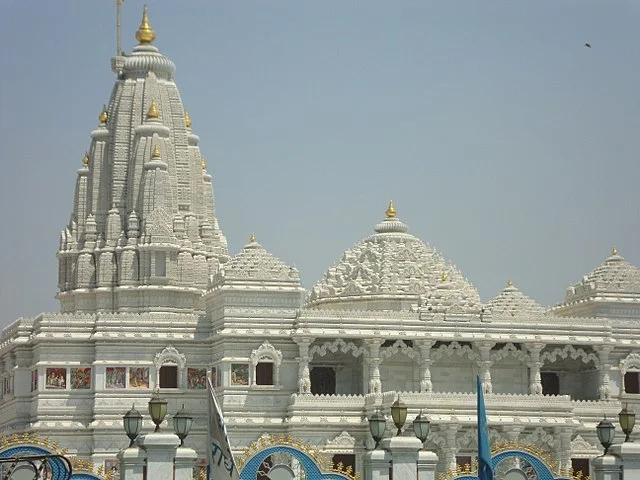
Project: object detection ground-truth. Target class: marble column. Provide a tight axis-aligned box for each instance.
[294,337,313,394]
[476,341,495,394]
[417,451,438,480]
[597,345,612,400]
[442,425,460,473]
[416,340,435,393]
[174,446,199,480]
[526,343,544,395]
[366,339,384,394]
[137,432,181,480]
[591,455,621,480]
[554,428,573,473]
[363,449,391,480]
[118,446,146,480]
[381,436,423,480]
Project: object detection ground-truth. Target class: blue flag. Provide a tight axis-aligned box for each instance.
[477,375,493,480]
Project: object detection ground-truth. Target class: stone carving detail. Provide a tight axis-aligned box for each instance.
[325,431,356,449]
[527,427,556,449]
[620,352,640,376]
[487,282,546,317]
[490,343,530,365]
[431,341,479,363]
[154,345,186,370]
[540,345,599,368]
[309,339,366,359]
[570,435,599,454]
[380,340,418,361]
[250,341,283,367]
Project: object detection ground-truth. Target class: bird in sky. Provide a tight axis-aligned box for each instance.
[584,43,591,48]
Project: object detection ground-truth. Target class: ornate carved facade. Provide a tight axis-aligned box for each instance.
[1,7,639,478]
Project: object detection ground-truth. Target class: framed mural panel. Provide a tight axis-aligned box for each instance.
[187,368,207,389]
[45,368,67,389]
[70,367,91,389]
[105,367,126,389]
[104,459,120,477]
[230,363,249,386]
[129,367,150,389]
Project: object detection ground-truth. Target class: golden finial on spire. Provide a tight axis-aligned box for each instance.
[250,233,256,243]
[147,100,159,119]
[82,152,90,166]
[441,271,447,282]
[612,246,618,256]
[151,144,161,158]
[200,158,206,169]
[507,279,513,287]
[386,200,397,218]
[98,105,108,125]
[184,110,192,128]
[135,6,156,44]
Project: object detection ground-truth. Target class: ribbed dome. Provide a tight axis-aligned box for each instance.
[487,281,546,317]
[562,249,640,304]
[306,205,481,312]
[212,236,300,286]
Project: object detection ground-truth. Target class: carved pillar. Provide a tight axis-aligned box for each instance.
[442,425,460,473]
[416,340,435,393]
[366,339,384,394]
[476,341,495,394]
[294,337,313,394]
[555,428,573,473]
[597,345,612,401]
[526,343,544,395]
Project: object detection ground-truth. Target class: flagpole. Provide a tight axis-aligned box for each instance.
[116,0,123,56]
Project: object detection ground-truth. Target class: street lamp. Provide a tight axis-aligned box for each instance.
[122,405,143,447]
[390,396,408,436]
[412,410,430,444]
[596,417,616,454]
[148,390,168,432]
[173,404,193,446]
[619,403,636,442]
[368,410,387,448]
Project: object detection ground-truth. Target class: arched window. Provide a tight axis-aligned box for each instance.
[154,345,186,389]
[250,341,282,387]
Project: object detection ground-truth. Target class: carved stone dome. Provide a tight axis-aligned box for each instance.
[487,281,546,317]
[562,248,640,304]
[305,204,481,312]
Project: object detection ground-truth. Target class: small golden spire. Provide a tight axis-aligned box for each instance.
[98,105,108,125]
[147,100,159,119]
[250,233,256,243]
[151,144,161,158]
[135,6,156,44]
[441,271,447,282]
[82,152,90,166]
[184,110,192,128]
[507,279,513,287]
[386,200,397,218]
[612,246,618,256]
[200,158,206,169]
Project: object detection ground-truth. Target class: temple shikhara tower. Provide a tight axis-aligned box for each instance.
[2,7,640,478]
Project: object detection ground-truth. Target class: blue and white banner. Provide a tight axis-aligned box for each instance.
[477,375,494,480]
[208,379,240,480]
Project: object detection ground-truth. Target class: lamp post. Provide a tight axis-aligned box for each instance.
[368,410,387,448]
[390,396,408,436]
[148,390,168,432]
[173,404,193,447]
[412,410,430,445]
[122,405,143,447]
[619,403,636,442]
[597,417,616,455]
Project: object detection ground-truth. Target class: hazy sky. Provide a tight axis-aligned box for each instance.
[1,1,639,326]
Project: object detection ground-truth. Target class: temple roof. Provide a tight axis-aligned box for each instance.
[305,203,481,312]
[487,281,546,317]
[212,235,300,286]
[561,248,640,305]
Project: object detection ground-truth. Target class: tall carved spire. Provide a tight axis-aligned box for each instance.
[58,11,228,314]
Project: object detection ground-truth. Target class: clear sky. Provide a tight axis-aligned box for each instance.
[0,1,639,325]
